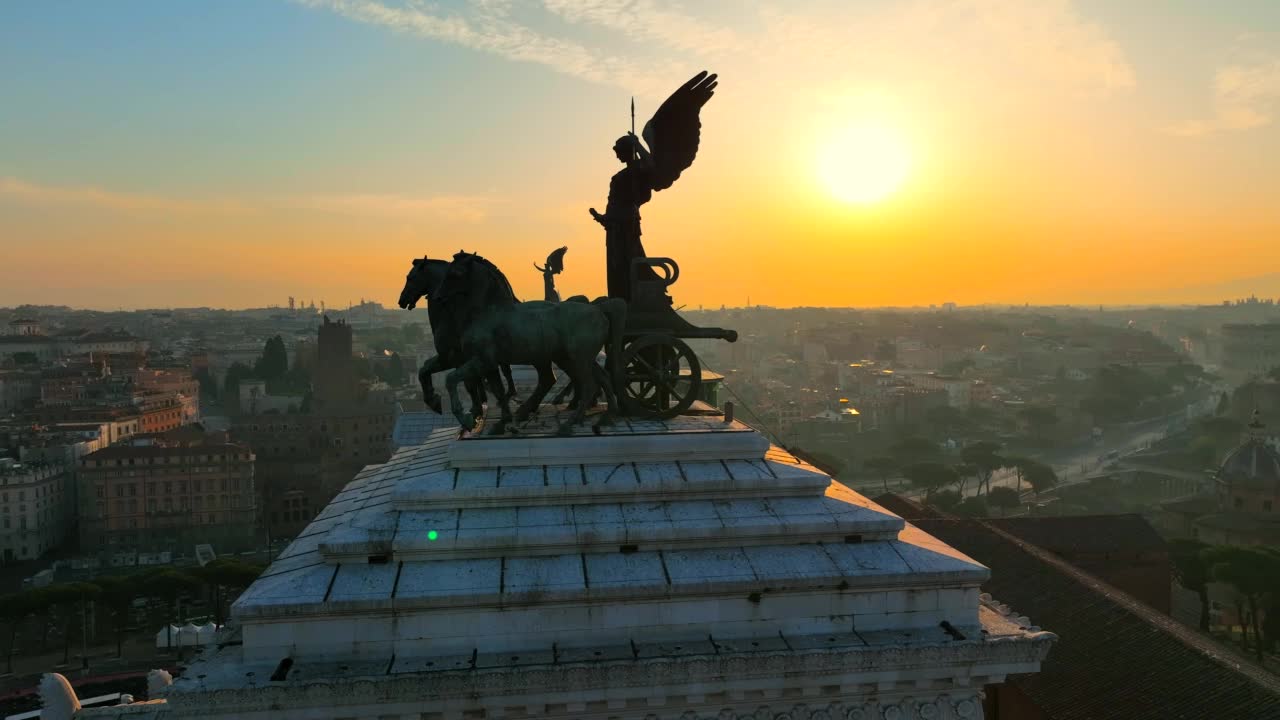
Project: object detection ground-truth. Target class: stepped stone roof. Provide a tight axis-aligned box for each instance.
[166,405,1053,718]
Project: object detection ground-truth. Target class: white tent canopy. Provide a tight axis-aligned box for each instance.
[178,622,201,646]
[154,624,181,648]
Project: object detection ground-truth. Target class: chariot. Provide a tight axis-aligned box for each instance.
[613,256,737,419]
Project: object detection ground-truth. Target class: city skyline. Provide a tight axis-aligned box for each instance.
[3,1,1279,310]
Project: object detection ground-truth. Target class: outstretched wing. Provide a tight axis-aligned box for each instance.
[641,70,717,191]
[547,246,568,273]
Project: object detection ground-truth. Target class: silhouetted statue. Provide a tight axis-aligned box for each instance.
[535,246,568,302]
[590,71,717,301]
[436,252,626,435]
[398,255,517,415]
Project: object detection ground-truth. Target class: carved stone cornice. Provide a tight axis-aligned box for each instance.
[166,635,1051,716]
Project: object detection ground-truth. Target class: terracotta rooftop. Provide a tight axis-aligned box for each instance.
[914,517,1280,719]
[984,514,1167,555]
[871,492,943,520]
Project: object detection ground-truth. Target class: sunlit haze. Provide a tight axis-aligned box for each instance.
[818,122,913,204]
[2,1,1278,310]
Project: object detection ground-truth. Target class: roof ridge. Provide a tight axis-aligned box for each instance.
[974,517,1280,695]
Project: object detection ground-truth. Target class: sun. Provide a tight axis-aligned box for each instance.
[817,123,912,204]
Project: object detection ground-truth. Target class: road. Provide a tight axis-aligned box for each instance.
[898,391,1219,501]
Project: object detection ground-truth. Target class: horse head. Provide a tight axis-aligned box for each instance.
[434,251,519,320]
[399,255,448,310]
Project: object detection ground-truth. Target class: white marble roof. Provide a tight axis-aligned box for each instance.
[230,408,997,664]
[390,410,455,450]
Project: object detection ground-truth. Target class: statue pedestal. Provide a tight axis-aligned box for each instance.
[450,403,767,468]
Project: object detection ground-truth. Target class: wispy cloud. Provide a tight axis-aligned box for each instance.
[541,0,740,56]
[756,0,1134,96]
[0,177,250,215]
[1166,44,1280,137]
[293,0,679,93]
[0,177,494,223]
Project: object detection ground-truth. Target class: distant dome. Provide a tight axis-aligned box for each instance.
[1219,440,1280,489]
[1218,410,1280,491]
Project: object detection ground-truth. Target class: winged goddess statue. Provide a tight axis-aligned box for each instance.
[590,71,718,302]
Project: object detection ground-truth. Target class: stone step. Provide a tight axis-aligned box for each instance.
[234,536,989,662]
[319,491,904,562]
[391,453,830,511]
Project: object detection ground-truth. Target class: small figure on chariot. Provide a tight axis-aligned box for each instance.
[534,246,568,302]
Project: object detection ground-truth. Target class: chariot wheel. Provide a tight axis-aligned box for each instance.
[618,334,701,419]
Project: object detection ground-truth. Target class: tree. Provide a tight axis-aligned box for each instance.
[24,586,57,653]
[953,496,989,518]
[864,456,898,493]
[254,335,289,385]
[1205,546,1280,661]
[223,362,256,412]
[952,463,978,496]
[961,441,1005,496]
[387,352,406,387]
[987,486,1021,516]
[1022,460,1058,497]
[889,436,940,467]
[0,593,32,674]
[1196,416,1244,445]
[1018,405,1059,443]
[930,489,962,510]
[194,367,218,399]
[1004,455,1032,494]
[91,575,138,658]
[44,583,100,666]
[401,323,425,345]
[904,462,958,502]
[192,559,264,625]
[142,570,202,654]
[1168,539,1211,632]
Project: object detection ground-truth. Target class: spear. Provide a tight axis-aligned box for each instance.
[630,96,637,161]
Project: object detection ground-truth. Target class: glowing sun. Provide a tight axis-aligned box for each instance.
[818,123,911,204]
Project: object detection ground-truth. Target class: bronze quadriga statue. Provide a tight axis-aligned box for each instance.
[398,72,737,434]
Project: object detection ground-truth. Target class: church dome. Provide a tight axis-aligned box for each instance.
[1216,410,1280,510]
[1219,439,1280,489]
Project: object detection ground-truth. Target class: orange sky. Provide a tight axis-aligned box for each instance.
[2,1,1278,309]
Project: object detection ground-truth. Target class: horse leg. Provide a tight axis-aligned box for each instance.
[551,368,575,407]
[464,376,486,423]
[483,365,513,434]
[501,364,518,403]
[558,354,598,435]
[419,355,448,414]
[446,360,483,431]
[515,363,556,421]
[590,362,617,429]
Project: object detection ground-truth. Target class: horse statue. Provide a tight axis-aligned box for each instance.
[397,255,518,415]
[435,251,626,435]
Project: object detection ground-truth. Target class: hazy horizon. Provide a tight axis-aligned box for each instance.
[3,1,1279,309]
